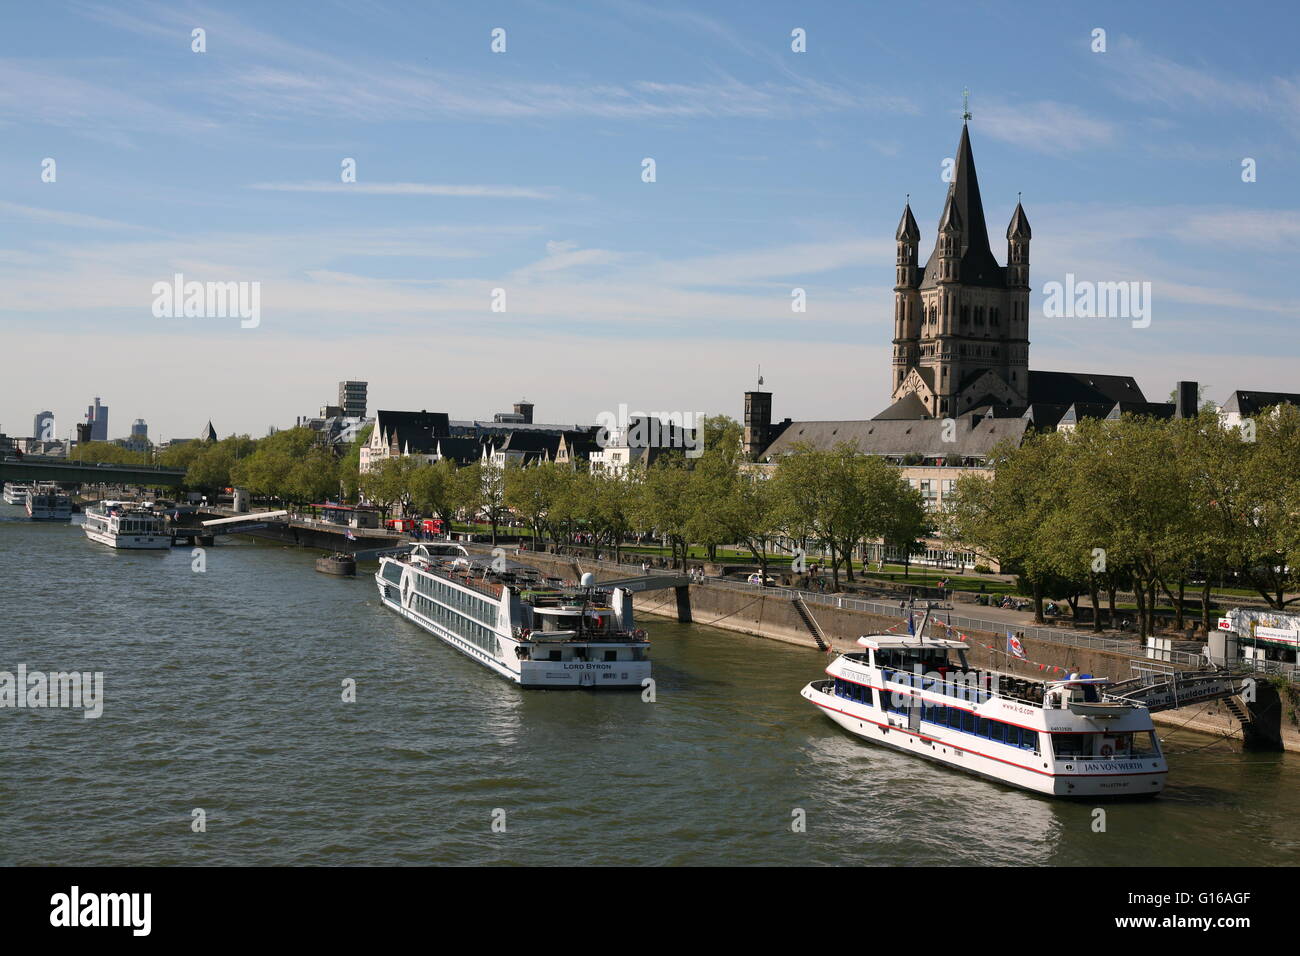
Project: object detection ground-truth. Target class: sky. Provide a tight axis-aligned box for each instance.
[1,0,1298,441]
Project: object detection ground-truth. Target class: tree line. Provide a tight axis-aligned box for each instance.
[941,407,1300,635]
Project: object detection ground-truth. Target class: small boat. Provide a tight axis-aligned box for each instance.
[82,501,170,549]
[3,482,33,505]
[315,552,356,576]
[25,485,72,521]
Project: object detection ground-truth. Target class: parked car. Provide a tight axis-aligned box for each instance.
[747,572,777,587]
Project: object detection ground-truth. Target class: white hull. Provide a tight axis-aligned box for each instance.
[376,562,650,689]
[27,505,72,520]
[83,525,171,550]
[803,681,1166,798]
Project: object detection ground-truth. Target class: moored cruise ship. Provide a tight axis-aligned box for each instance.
[3,482,33,505]
[802,620,1168,798]
[25,485,72,521]
[376,543,651,689]
[82,502,171,549]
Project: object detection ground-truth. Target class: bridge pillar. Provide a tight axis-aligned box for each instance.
[674,585,692,623]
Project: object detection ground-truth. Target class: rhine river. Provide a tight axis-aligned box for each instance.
[2,509,1298,866]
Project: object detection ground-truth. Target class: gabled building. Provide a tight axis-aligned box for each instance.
[361,409,450,473]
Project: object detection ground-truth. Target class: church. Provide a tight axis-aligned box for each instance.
[743,118,1174,467]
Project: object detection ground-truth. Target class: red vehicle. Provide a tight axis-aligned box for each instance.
[421,518,444,535]
[386,518,416,532]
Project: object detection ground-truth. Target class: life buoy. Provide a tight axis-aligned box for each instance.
[633,628,647,640]
[1100,744,1114,757]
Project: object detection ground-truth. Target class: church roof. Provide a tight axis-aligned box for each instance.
[1007,201,1031,239]
[919,124,1005,289]
[872,393,932,420]
[895,202,920,241]
[1027,370,1145,406]
[759,416,1030,462]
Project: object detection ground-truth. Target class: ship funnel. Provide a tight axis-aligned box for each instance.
[580,572,595,587]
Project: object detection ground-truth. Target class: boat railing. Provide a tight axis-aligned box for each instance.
[879,666,1050,707]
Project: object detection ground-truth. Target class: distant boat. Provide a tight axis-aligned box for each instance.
[82,502,170,549]
[3,482,33,505]
[25,486,72,521]
[315,552,356,576]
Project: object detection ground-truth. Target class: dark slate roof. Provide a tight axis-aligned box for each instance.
[920,124,1006,290]
[758,416,1030,461]
[1057,403,1114,426]
[493,431,564,456]
[434,436,481,464]
[375,409,450,454]
[895,202,920,241]
[1221,390,1300,416]
[1027,370,1145,406]
[1007,201,1031,239]
[1106,402,1174,421]
[872,393,932,421]
[1020,403,1070,429]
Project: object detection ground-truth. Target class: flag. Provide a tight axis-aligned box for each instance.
[907,614,914,636]
[345,529,356,541]
[1007,631,1027,659]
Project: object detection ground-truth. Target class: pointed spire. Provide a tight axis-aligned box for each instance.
[896,199,920,241]
[939,187,963,233]
[1007,198,1032,240]
[948,123,990,254]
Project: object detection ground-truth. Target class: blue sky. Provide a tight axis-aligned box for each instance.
[1,1,1297,441]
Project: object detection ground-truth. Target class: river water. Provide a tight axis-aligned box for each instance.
[1,509,1297,866]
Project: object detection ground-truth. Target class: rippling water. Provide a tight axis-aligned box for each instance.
[1,507,1297,866]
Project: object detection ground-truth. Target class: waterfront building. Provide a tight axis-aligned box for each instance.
[338,380,368,419]
[362,403,597,473]
[1219,390,1300,428]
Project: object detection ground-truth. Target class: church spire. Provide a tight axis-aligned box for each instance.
[895,198,920,241]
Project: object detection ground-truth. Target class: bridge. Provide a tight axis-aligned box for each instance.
[0,456,188,487]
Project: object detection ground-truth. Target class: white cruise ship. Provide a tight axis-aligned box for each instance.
[376,544,651,689]
[25,486,72,520]
[802,615,1168,798]
[3,482,33,505]
[82,502,171,549]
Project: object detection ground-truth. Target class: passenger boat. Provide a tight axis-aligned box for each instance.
[801,606,1168,798]
[3,482,33,505]
[25,486,72,520]
[316,552,357,576]
[375,543,651,688]
[82,502,171,549]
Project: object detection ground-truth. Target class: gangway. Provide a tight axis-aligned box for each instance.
[1103,665,1251,714]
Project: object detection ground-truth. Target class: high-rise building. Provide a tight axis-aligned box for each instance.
[85,397,109,442]
[32,410,55,441]
[131,419,148,438]
[338,381,368,419]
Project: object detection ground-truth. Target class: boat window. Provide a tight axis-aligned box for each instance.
[1004,726,1021,748]
[989,722,1005,743]
[1022,730,1039,753]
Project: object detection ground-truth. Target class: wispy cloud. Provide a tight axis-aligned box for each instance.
[249,181,561,200]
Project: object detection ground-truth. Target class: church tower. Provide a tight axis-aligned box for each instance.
[886,117,1030,418]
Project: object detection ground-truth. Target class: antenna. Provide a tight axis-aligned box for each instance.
[962,88,971,123]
